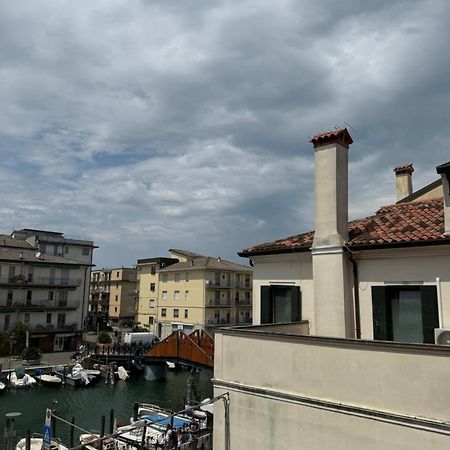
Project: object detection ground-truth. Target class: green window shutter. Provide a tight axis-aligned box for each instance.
[372,286,388,340]
[260,286,271,324]
[420,286,439,344]
[291,286,301,322]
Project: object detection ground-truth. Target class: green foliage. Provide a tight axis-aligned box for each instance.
[97,331,113,344]
[9,322,30,347]
[132,325,147,332]
[21,346,41,361]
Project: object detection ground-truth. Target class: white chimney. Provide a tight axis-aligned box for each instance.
[436,162,450,235]
[310,128,354,338]
[394,163,414,201]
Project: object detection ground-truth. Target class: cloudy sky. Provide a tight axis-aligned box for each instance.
[1,0,450,268]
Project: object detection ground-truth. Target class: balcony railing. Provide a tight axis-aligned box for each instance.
[206,299,232,307]
[1,321,80,333]
[0,275,82,287]
[206,317,252,327]
[0,300,81,310]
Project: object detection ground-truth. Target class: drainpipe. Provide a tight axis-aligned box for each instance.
[436,277,443,327]
[344,246,361,339]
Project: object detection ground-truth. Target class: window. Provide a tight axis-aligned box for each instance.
[185,272,189,282]
[260,285,301,324]
[161,308,167,317]
[4,314,10,331]
[150,283,155,292]
[162,291,168,300]
[149,316,154,325]
[174,291,180,301]
[58,290,68,307]
[7,290,13,305]
[184,309,189,319]
[185,290,189,301]
[115,295,118,302]
[48,291,54,301]
[57,313,65,328]
[46,313,52,324]
[245,291,251,300]
[372,286,438,344]
[149,300,155,308]
[175,273,180,282]
[174,309,179,318]
[116,271,120,277]
[26,290,32,305]
[162,274,168,283]
[114,307,118,313]
[64,246,69,254]
[82,247,90,255]
[24,313,30,324]
[151,266,156,275]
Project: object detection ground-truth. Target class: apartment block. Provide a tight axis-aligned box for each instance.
[0,228,95,353]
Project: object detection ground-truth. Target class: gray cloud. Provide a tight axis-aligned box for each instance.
[0,0,449,266]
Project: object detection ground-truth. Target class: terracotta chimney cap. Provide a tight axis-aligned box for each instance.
[310,128,353,149]
[394,163,414,175]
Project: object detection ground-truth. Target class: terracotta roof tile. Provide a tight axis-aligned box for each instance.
[393,163,414,174]
[310,128,353,149]
[241,198,449,256]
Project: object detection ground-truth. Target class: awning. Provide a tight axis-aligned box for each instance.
[31,334,49,338]
[55,333,75,338]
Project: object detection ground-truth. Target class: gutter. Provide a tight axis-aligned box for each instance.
[344,246,361,339]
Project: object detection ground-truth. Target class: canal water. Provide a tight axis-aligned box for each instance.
[0,368,213,446]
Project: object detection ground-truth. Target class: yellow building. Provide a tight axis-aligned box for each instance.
[156,249,252,339]
[135,257,178,334]
[107,267,137,328]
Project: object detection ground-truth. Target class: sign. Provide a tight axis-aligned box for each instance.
[42,425,52,450]
[45,408,52,426]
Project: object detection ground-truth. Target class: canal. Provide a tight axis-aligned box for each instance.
[0,368,213,446]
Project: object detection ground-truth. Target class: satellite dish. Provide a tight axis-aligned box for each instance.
[36,252,42,259]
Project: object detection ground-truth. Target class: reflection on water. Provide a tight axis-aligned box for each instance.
[0,368,213,445]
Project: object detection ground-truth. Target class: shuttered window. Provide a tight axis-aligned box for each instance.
[260,285,301,324]
[372,285,438,344]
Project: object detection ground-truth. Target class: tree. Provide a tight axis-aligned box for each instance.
[97,331,113,344]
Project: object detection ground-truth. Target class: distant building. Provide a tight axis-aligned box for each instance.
[135,257,178,334]
[107,268,138,328]
[0,229,95,353]
[88,268,112,331]
[156,249,252,339]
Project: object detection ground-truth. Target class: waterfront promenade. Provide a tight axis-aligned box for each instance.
[0,351,74,373]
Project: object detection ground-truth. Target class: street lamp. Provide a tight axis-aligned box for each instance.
[8,334,15,381]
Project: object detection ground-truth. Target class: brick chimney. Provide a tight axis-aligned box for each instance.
[394,163,414,201]
[310,128,354,338]
[436,162,450,236]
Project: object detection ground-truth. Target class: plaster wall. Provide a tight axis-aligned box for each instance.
[213,331,450,450]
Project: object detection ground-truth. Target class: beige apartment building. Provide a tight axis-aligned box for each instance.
[213,129,450,450]
[135,257,178,334]
[152,249,252,339]
[107,267,138,328]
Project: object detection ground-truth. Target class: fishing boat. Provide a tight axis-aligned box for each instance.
[15,437,68,449]
[9,368,37,388]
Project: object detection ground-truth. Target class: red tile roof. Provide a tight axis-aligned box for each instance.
[240,198,450,256]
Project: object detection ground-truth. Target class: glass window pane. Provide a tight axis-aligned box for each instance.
[391,290,423,343]
[273,287,292,323]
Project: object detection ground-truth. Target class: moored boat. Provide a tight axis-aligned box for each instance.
[15,437,68,450]
[9,368,37,389]
[0,380,6,391]
[38,374,63,385]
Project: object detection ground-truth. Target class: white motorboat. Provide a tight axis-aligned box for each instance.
[15,437,68,449]
[9,371,37,388]
[37,373,62,385]
[0,380,6,391]
[54,363,92,386]
[117,366,129,380]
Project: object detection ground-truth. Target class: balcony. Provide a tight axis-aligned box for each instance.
[0,299,81,310]
[234,299,251,306]
[0,275,82,288]
[1,322,80,333]
[206,299,232,307]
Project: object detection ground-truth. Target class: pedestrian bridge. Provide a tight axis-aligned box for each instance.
[145,329,214,368]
